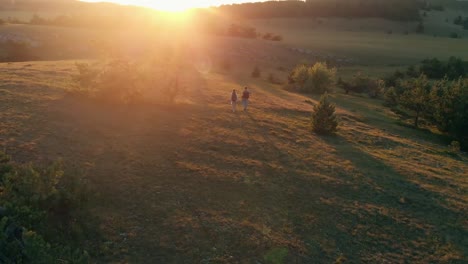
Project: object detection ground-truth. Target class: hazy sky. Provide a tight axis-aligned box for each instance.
[82,1,270,11]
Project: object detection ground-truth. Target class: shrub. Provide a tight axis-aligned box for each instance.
[311,94,338,134]
[384,70,405,87]
[263,33,272,40]
[406,65,420,78]
[384,86,399,107]
[449,141,461,153]
[72,59,143,104]
[268,73,283,85]
[416,22,424,33]
[271,35,283,41]
[450,32,459,38]
[227,24,257,39]
[291,62,336,94]
[340,73,384,98]
[252,66,261,78]
[0,152,92,263]
[454,16,463,25]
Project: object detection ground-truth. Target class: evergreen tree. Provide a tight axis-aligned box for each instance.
[311,94,338,134]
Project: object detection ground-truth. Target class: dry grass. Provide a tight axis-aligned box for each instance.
[0,60,467,263]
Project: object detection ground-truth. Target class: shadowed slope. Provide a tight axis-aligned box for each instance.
[0,61,466,263]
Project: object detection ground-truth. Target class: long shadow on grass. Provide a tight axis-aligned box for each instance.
[320,135,467,262]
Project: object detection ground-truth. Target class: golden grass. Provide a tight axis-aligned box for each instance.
[0,60,467,263]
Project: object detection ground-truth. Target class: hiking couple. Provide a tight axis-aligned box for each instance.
[231,87,250,113]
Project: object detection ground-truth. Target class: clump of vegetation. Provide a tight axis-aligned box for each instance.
[415,22,425,33]
[0,151,93,263]
[397,74,432,127]
[453,15,468,30]
[449,32,459,39]
[72,59,185,104]
[339,73,384,98]
[311,94,338,134]
[383,57,466,86]
[72,60,142,103]
[227,24,257,39]
[420,57,466,79]
[382,74,468,148]
[252,66,261,78]
[271,35,283,41]
[290,62,336,94]
[268,73,283,85]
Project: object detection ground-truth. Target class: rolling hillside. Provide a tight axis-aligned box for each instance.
[1,59,466,262]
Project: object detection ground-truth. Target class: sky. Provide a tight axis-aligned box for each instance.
[82,1,270,11]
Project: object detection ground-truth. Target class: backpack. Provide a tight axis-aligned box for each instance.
[231,92,237,101]
[242,90,250,99]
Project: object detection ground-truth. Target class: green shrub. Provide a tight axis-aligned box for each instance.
[291,63,336,94]
[340,73,384,98]
[0,152,93,263]
[311,94,338,134]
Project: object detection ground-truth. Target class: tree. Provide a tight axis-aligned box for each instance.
[398,74,431,127]
[445,56,465,79]
[291,63,336,94]
[420,58,445,78]
[305,62,336,94]
[454,15,463,25]
[416,22,424,33]
[406,65,420,78]
[251,66,261,78]
[311,94,338,134]
[291,64,309,89]
[430,78,468,147]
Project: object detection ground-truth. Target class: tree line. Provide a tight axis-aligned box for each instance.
[217,0,425,21]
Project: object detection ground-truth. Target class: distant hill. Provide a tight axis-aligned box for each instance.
[217,0,425,21]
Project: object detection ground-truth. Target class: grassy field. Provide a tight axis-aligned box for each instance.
[1,4,468,262]
[1,59,466,263]
[251,17,468,66]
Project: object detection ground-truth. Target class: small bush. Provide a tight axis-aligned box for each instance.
[268,73,283,85]
[450,32,459,39]
[416,22,424,33]
[252,66,261,78]
[271,35,283,41]
[384,86,399,107]
[449,141,461,153]
[263,33,272,40]
[311,94,338,134]
[339,73,384,98]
